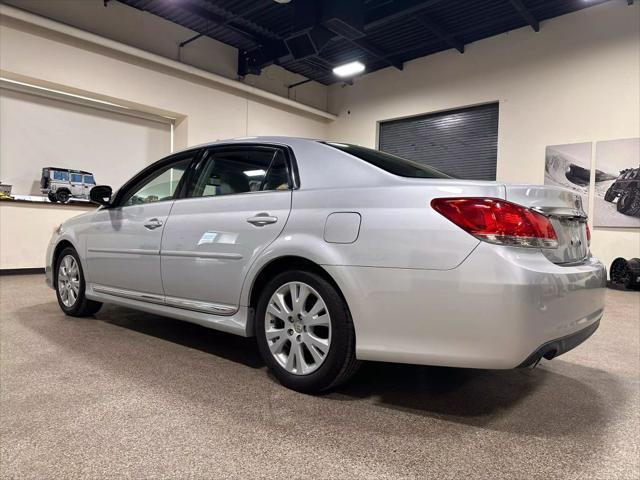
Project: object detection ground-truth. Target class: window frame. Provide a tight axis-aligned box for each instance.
[182,143,299,199]
[70,173,83,183]
[53,170,69,181]
[110,148,203,208]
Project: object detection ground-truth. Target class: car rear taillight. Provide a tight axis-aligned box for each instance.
[585,223,591,246]
[431,197,558,249]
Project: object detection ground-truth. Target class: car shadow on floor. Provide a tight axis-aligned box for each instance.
[97,304,264,369]
[17,302,625,439]
[329,360,622,436]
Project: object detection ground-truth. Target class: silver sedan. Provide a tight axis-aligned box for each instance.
[46,137,606,393]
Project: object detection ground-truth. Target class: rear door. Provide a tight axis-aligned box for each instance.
[160,145,294,311]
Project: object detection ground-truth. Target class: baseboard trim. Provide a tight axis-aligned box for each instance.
[0,267,45,275]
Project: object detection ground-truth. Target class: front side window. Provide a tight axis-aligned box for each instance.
[70,173,83,183]
[53,170,69,181]
[120,158,191,206]
[187,147,290,198]
[83,175,95,184]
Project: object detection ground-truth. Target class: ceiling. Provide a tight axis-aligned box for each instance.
[116,0,618,85]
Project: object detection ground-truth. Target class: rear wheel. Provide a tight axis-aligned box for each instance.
[56,190,70,203]
[255,270,360,393]
[55,247,102,317]
[617,189,640,217]
[47,192,58,203]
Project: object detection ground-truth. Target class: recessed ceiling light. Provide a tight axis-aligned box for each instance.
[332,61,365,78]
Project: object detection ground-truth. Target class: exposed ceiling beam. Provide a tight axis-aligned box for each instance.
[508,0,540,32]
[178,1,278,48]
[346,37,404,70]
[415,13,464,53]
[364,0,446,31]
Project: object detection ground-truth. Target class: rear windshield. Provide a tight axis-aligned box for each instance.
[323,142,452,179]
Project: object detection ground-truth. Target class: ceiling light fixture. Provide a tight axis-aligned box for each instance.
[332,61,365,78]
[244,169,266,177]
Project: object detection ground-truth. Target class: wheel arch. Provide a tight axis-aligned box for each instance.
[52,240,75,281]
[51,238,88,283]
[246,255,351,337]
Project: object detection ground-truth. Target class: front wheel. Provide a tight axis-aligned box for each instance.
[255,270,360,393]
[55,247,102,317]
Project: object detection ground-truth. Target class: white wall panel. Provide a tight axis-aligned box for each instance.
[0,88,171,195]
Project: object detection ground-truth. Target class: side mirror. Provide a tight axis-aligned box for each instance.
[89,185,113,206]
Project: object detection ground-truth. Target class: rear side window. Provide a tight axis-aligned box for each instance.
[70,173,82,183]
[187,146,291,198]
[53,170,69,181]
[323,142,452,179]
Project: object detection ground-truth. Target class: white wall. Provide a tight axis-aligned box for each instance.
[0,8,330,150]
[1,0,328,111]
[327,1,640,269]
[0,202,94,269]
[0,88,171,194]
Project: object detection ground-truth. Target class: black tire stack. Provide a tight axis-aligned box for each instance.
[610,257,640,291]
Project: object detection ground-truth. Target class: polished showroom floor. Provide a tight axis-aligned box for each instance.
[1,274,638,479]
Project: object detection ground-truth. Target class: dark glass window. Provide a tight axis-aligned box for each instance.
[53,170,69,181]
[323,142,452,179]
[188,147,290,198]
[83,175,95,184]
[121,158,190,206]
[70,173,83,183]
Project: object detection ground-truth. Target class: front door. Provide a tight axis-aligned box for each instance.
[69,172,84,198]
[84,155,193,295]
[160,145,294,311]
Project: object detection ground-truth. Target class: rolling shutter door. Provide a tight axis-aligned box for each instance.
[379,103,499,180]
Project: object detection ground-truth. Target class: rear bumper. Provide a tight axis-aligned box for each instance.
[325,243,606,369]
[517,317,600,368]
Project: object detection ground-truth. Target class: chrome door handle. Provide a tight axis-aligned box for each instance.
[144,218,163,230]
[246,214,278,226]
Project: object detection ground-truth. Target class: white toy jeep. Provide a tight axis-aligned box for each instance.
[41,167,96,203]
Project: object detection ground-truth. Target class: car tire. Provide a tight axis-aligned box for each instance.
[255,270,360,394]
[47,192,58,203]
[616,189,640,217]
[604,186,615,202]
[55,247,102,317]
[56,190,70,203]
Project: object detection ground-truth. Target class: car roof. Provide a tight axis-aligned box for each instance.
[44,167,94,175]
[172,136,321,155]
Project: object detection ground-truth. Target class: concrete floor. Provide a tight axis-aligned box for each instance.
[1,274,638,480]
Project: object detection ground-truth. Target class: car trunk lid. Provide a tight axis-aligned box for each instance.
[505,184,589,265]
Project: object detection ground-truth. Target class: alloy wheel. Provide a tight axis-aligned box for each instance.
[58,254,80,307]
[264,281,332,375]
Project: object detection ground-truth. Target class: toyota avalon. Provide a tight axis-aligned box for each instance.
[46,137,606,393]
